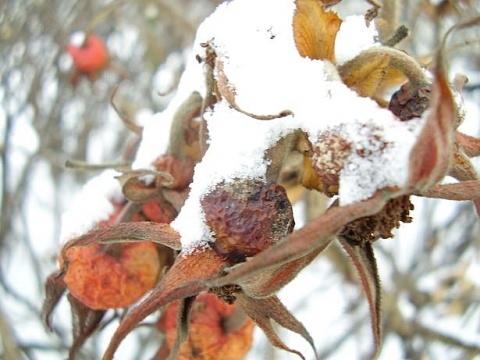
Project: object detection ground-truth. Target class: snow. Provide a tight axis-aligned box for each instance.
[334,15,379,65]
[60,0,428,252]
[59,169,123,243]
[167,0,427,252]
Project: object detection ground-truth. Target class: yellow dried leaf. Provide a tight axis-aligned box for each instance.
[339,52,391,98]
[293,0,342,61]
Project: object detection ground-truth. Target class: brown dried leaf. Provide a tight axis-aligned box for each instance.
[42,271,67,330]
[422,181,480,201]
[406,70,455,191]
[237,294,315,360]
[215,59,293,120]
[293,0,342,61]
[102,248,226,360]
[210,192,389,290]
[60,222,182,270]
[239,243,326,298]
[67,294,106,360]
[339,238,382,358]
[456,131,480,158]
[117,169,174,202]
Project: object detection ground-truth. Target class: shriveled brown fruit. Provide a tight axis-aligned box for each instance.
[157,292,255,360]
[202,179,294,264]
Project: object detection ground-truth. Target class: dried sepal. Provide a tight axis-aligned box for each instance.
[406,70,455,192]
[166,91,204,161]
[210,192,389,290]
[67,294,106,360]
[456,131,480,158]
[153,155,197,190]
[42,271,67,330]
[60,222,181,260]
[339,238,382,358]
[293,0,342,61]
[422,181,480,201]
[237,294,316,360]
[102,248,225,360]
[117,169,174,202]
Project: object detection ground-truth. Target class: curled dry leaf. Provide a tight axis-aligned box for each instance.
[293,0,342,61]
[338,46,430,101]
[214,56,293,120]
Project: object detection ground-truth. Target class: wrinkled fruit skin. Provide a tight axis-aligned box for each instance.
[63,242,160,310]
[309,132,351,196]
[158,292,255,360]
[67,34,108,74]
[201,180,294,264]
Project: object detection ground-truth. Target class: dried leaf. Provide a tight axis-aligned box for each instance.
[339,47,429,100]
[237,294,315,360]
[102,248,225,360]
[67,294,106,359]
[406,70,455,191]
[60,222,182,263]
[340,52,390,97]
[117,169,174,202]
[456,131,480,158]
[166,91,203,161]
[215,59,293,120]
[293,0,342,61]
[210,193,389,289]
[339,238,382,358]
[239,244,325,298]
[42,271,67,330]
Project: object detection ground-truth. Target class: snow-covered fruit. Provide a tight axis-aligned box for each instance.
[67,34,108,82]
[157,292,255,360]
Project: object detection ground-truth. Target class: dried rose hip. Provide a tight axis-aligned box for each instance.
[60,201,163,310]
[201,179,294,264]
[158,292,255,360]
[63,242,161,310]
